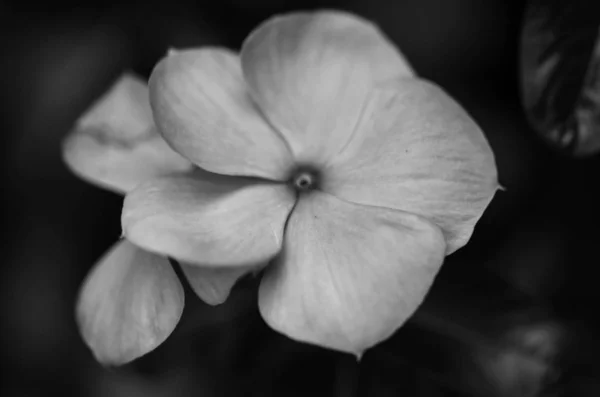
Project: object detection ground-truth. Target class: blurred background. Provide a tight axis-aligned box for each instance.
[1,0,599,396]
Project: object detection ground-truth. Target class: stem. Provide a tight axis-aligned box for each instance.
[334,353,360,397]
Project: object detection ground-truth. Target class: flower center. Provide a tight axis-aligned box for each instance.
[294,172,314,190]
[289,165,320,193]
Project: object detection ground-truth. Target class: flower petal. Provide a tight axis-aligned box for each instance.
[259,192,446,355]
[149,48,293,180]
[240,10,413,163]
[179,263,252,305]
[63,73,191,194]
[122,169,295,266]
[76,240,184,365]
[324,79,499,254]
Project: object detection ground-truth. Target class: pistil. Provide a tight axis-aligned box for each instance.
[288,165,321,194]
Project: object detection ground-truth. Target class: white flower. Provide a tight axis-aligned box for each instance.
[63,10,499,365]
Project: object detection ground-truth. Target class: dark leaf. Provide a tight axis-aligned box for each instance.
[520,0,600,156]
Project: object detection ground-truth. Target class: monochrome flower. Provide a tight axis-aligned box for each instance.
[64,10,499,364]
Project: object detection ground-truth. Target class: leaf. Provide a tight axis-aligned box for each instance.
[520,0,600,156]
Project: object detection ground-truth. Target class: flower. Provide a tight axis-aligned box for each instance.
[63,10,499,365]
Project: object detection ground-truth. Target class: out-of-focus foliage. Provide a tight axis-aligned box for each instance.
[520,0,600,156]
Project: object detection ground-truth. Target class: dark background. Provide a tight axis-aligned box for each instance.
[1,0,599,396]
